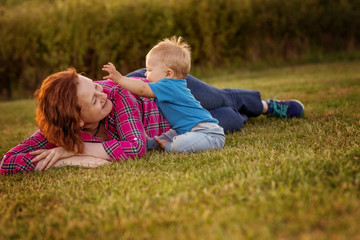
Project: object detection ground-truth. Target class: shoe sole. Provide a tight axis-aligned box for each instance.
[291,99,305,118]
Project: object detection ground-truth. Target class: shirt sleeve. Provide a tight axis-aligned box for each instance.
[100,85,147,161]
[148,79,175,101]
[0,130,57,174]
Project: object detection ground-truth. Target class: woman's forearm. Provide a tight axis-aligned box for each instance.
[35,155,110,170]
[81,142,110,160]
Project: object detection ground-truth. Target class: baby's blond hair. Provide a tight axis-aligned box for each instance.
[146,36,191,79]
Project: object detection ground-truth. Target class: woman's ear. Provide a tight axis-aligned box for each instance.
[165,69,175,78]
[79,120,84,129]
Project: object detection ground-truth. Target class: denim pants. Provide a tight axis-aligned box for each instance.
[126,69,263,132]
[148,127,225,154]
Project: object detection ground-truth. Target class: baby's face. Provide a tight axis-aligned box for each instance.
[145,54,168,83]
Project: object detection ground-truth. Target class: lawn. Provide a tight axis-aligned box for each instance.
[0,61,359,240]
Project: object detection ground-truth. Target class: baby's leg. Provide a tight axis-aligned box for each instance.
[168,128,225,154]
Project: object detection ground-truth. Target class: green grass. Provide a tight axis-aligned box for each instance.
[1,61,359,240]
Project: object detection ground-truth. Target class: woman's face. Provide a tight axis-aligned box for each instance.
[77,75,113,128]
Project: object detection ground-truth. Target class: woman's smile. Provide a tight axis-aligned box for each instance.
[102,99,110,109]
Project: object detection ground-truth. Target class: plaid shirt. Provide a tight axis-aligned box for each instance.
[1,80,170,174]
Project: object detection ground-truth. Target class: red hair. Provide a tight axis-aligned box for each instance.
[34,68,84,153]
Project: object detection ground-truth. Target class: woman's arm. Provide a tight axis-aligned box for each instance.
[30,142,109,171]
[1,130,110,174]
[0,130,57,174]
[34,155,110,170]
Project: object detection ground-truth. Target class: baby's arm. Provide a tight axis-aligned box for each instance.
[102,62,155,98]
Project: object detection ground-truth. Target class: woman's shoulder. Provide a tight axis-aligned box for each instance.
[26,129,58,147]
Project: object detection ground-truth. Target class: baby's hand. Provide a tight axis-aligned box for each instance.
[102,62,122,83]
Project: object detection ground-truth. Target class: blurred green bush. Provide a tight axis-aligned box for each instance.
[0,0,359,99]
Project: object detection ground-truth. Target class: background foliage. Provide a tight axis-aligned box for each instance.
[0,0,359,99]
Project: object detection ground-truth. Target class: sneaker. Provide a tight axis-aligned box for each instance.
[265,97,305,118]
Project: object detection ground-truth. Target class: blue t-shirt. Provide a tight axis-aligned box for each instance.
[148,78,218,134]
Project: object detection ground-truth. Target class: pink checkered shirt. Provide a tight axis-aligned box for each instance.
[1,80,170,174]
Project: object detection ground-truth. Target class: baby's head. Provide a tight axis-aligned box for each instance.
[145,36,191,82]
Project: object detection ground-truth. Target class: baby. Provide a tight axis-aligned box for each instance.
[102,36,225,153]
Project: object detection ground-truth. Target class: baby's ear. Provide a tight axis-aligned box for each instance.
[166,69,175,78]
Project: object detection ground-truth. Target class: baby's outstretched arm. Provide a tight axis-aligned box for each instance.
[102,62,123,84]
[102,62,155,98]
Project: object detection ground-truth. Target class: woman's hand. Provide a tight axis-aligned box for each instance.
[30,147,75,171]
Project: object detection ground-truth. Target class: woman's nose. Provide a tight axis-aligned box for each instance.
[96,91,107,101]
[96,84,103,92]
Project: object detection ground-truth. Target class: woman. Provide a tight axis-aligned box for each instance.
[0,68,304,174]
